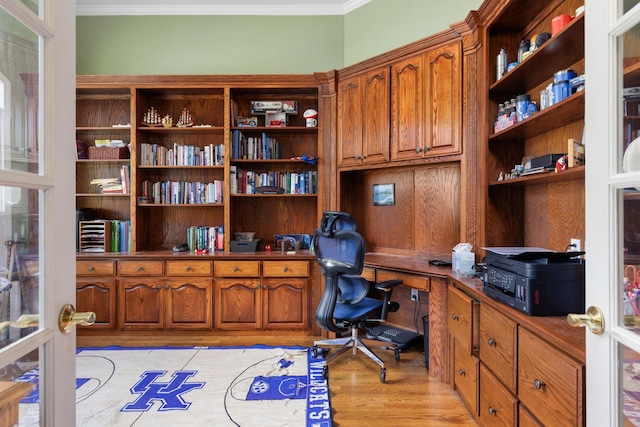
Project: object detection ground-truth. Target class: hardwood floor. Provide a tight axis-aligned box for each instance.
[78,334,478,426]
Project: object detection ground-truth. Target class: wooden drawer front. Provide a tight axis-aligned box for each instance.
[448,286,479,355]
[118,260,164,276]
[518,327,583,427]
[361,267,375,282]
[479,363,518,427]
[376,269,430,291]
[262,261,309,277]
[454,339,479,417]
[166,260,213,276]
[214,261,260,277]
[76,260,115,276]
[480,303,517,393]
[518,405,543,427]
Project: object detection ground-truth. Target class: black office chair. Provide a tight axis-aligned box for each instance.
[312,211,403,383]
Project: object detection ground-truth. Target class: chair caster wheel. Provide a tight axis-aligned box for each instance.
[394,347,401,361]
[380,367,386,383]
[322,365,328,381]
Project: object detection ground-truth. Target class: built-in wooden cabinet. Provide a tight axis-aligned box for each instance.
[76,260,117,330]
[481,0,585,252]
[391,41,462,162]
[337,67,391,167]
[449,283,585,426]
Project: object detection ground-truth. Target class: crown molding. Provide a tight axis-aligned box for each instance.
[76,0,372,16]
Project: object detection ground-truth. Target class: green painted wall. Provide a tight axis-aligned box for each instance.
[344,0,482,66]
[76,0,483,75]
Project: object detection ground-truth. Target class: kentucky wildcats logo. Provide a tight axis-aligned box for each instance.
[122,370,205,412]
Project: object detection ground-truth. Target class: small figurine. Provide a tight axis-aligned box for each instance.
[555,155,568,173]
[498,171,504,181]
[176,108,193,127]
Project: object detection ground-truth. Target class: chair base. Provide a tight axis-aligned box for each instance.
[314,326,399,378]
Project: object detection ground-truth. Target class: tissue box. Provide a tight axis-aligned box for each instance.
[452,251,475,277]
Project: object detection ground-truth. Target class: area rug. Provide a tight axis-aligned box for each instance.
[17,345,332,427]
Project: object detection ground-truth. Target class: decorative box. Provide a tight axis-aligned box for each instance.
[88,146,130,160]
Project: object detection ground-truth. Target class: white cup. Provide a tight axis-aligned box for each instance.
[306,118,317,127]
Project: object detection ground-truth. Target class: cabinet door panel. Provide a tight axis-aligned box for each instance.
[262,278,308,329]
[454,339,479,417]
[362,67,390,164]
[76,278,116,330]
[337,75,363,167]
[165,278,212,330]
[117,278,164,330]
[424,42,461,156]
[391,54,424,161]
[448,286,478,355]
[215,279,261,330]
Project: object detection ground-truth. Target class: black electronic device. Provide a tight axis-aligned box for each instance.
[172,243,189,252]
[429,259,452,267]
[482,248,585,316]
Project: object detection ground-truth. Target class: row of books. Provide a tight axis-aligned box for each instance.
[230,166,317,194]
[110,220,131,252]
[140,180,224,204]
[231,130,281,160]
[140,142,225,166]
[90,165,131,194]
[186,225,223,252]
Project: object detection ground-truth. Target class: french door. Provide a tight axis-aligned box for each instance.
[0,0,77,425]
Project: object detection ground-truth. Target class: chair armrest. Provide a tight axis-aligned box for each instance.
[374,279,402,292]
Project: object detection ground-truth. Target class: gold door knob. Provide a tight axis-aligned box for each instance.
[0,314,39,332]
[567,306,604,335]
[59,304,95,333]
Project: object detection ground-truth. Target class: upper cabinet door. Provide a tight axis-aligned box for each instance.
[337,75,364,167]
[361,67,391,165]
[391,54,425,161]
[424,42,462,156]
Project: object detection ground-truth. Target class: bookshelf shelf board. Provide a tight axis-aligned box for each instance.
[231,126,318,133]
[138,127,224,133]
[137,165,224,169]
[76,127,131,131]
[231,159,313,164]
[137,203,224,207]
[76,193,130,197]
[488,166,585,187]
[77,159,130,164]
[230,193,318,197]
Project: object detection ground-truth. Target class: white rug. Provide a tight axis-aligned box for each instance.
[17,345,332,427]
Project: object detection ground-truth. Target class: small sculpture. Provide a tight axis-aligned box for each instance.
[162,114,173,128]
[176,108,193,127]
[142,107,161,126]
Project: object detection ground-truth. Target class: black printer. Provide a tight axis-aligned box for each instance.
[482,247,585,316]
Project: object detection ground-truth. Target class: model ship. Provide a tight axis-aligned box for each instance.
[141,107,162,126]
[176,108,194,127]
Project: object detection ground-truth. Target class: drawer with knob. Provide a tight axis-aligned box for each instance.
[518,327,584,426]
[479,363,517,426]
[453,339,479,417]
[479,302,517,393]
[214,260,260,277]
[166,260,213,276]
[118,260,164,276]
[76,260,115,276]
[448,286,479,355]
[262,261,309,277]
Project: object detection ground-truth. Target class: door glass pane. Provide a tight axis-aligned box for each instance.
[20,0,39,16]
[625,0,640,15]
[621,343,640,424]
[0,6,41,174]
[0,349,41,425]
[0,186,39,349]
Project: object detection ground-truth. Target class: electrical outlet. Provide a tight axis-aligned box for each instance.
[570,238,581,252]
[411,289,419,301]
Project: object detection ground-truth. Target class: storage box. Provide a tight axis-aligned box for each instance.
[88,146,130,160]
[230,239,261,252]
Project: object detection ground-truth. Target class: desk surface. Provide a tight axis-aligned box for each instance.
[364,252,586,364]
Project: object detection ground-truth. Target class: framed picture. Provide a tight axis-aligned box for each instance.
[373,183,395,206]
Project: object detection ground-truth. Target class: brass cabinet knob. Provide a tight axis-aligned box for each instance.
[488,407,497,416]
[487,338,496,347]
[88,266,94,271]
[451,314,459,320]
[137,266,143,271]
[533,379,545,390]
[234,267,239,272]
[186,266,191,271]
[458,369,465,376]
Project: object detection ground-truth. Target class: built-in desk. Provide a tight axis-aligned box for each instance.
[363,252,586,426]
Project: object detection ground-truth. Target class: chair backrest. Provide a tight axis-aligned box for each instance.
[314,212,366,333]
